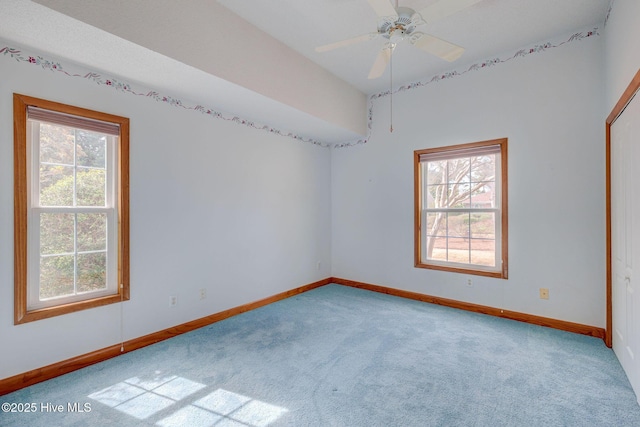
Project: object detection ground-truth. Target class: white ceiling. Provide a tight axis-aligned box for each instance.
[0,0,611,145]
[217,0,610,94]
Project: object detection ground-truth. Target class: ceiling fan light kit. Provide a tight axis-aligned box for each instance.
[378,7,422,42]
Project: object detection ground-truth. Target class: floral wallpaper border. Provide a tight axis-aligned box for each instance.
[1,25,599,149]
[334,26,600,148]
[0,45,331,148]
[605,0,614,27]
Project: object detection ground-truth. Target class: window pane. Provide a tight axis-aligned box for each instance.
[40,165,73,206]
[447,212,469,238]
[77,252,107,293]
[426,236,447,262]
[470,213,495,239]
[470,155,495,183]
[447,237,470,264]
[77,213,107,252]
[76,169,106,206]
[426,160,446,185]
[470,239,495,267]
[426,185,447,208]
[39,123,74,165]
[449,188,470,208]
[446,158,474,208]
[448,158,470,185]
[40,213,74,255]
[40,255,74,299]
[470,185,495,208]
[76,130,106,168]
[426,212,446,236]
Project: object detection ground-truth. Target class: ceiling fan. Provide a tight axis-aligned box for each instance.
[315,0,482,79]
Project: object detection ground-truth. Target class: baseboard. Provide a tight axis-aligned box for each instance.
[0,277,331,396]
[1,276,605,396]
[330,277,606,340]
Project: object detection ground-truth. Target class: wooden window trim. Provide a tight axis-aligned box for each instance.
[13,93,130,324]
[414,138,508,279]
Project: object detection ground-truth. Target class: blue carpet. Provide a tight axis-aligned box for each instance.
[2,284,639,426]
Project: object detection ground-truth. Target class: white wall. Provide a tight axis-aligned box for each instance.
[604,0,640,113]
[331,32,606,327]
[0,49,332,379]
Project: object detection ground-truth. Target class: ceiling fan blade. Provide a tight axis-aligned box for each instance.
[315,33,378,52]
[417,0,482,24]
[410,33,464,62]
[368,44,395,79]
[366,0,399,19]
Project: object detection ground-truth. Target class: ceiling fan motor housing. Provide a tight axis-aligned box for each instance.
[378,7,422,41]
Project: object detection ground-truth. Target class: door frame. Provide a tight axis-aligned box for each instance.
[606,68,640,348]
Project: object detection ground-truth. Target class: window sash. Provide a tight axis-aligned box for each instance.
[420,209,502,272]
[26,119,118,310]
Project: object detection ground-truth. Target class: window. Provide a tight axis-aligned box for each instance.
[14,94,129,324]
[414,138,508,278]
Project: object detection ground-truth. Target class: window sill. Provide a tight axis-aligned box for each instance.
[15,292,128,325]
[414,261,507,279]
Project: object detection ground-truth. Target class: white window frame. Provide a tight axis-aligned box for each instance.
[26,120,119,310]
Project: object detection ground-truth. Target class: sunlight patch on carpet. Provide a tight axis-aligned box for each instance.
[88,371,287,426]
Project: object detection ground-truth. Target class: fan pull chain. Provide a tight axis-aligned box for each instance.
[391,0,398,133]
[390,44,394,133]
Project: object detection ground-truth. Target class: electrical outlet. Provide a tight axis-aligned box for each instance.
[467,278,473,287]
[317,261,321,270]
[199,288,206,300]
[539,288,549,300]
[170,295,178,307]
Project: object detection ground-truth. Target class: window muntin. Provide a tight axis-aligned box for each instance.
[415,139,508,278]
[14,94,129,323]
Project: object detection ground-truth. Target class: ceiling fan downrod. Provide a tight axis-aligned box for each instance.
[389,42,394,133]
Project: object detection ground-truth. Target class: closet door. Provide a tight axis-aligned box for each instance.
[612,91,640,401]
